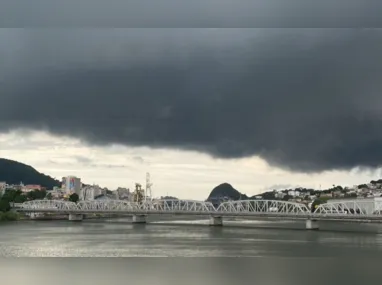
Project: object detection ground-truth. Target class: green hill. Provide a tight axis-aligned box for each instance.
[207,183,248,200]
[0,158,60,189]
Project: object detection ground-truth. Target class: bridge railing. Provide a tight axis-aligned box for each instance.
[216,200,310,214]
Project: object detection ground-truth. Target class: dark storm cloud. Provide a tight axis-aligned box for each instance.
[2,0,382,27]
[2,28,382,172]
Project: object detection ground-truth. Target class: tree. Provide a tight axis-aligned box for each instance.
[69,193,79,203]
[2,189,20,202]
[26,189,46,200]
[311,197,329,213]
[14,194,27,203]
[45,192,52,200]
[0,199,11,212]
[282,195,292,201]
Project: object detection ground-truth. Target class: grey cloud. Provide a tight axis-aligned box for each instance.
[91,164,130,169]
[266,185,294,191]
[2,1,382,27]
[132,156,145,164]
[74,155,93,165]
[2,29,382,172]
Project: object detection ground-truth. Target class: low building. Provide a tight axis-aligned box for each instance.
[50,189,65,199]
[326,197,382,214]
[288,190,301,197]
[24,184,42,191]
[275,192,286,199]
[115,187,131,200]
[0,182,6,195]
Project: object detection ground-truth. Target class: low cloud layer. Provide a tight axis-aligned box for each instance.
[2,29,382,172]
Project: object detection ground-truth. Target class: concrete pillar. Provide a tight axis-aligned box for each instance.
[306,219,319,230]
[209,216,223,226]
[132,215,147,224]
[69,214,83,221]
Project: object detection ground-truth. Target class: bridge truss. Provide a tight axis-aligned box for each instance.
[314,200,382,215]
[26,199,382,218]
[77,200,141,211]
[141,199,216,212]
[216,200,310,214]
[20,199,216,213]
[21,200,78,211]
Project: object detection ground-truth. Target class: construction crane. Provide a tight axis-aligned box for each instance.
[132,183,144,203]
[131,172,153,203]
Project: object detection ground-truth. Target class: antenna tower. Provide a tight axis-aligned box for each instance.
[146,172,153,201]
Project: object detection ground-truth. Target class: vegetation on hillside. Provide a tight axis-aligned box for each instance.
[0,188,48,221]
[0,158,60,189]
[0,211,20,221]
[310,197,330,212]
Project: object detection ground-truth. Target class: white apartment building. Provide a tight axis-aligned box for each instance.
[326,197,382,214]
[0,182,6,195]
[288,190,301,197]
[275,192,286,199]
[80,185,106,201]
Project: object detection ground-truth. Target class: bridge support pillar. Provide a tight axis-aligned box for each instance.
[306,219,319,230]
[69,214,83,221]
[132,215,147,224]
[30,213,38,220]
[209,216,223,226]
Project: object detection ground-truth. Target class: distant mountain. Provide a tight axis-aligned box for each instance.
[207,183,248,200]
[0,158,61,189]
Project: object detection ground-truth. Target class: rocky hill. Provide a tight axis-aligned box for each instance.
[0,158,60,189]
[207,183,248,200]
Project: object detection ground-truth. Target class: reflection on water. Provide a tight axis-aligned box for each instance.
[1,217,382,257]
[2,218,382,285]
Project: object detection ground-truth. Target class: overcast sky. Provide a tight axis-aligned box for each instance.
[2,28,382,199]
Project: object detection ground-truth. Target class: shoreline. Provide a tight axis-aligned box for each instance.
[0,212,122,222]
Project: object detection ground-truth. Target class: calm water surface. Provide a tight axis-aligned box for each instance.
[2,217,382,285]
[1,217,382,257]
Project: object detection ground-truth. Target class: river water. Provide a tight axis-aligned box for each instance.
[1,217,382,284]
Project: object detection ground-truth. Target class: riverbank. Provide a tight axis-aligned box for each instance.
[0,211,20,221]
[12,214,127,221]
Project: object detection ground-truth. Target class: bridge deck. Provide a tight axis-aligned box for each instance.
[16,199,382,223]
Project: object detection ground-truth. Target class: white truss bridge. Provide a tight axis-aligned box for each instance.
[17,199,309,215]
[15,199,382,228]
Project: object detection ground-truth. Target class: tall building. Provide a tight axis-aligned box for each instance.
[62,176,81,195]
